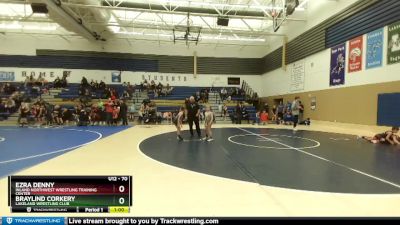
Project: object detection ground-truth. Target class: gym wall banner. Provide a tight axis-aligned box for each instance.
[0,71,15,81]
[388,21,400,65]
[348,36,363,73]
[111,71,122,83]
[330,43,346,86]
[366,28,384,69]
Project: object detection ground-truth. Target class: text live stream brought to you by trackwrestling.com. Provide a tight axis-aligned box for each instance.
[0,217,221,225]
[2,217,400,225]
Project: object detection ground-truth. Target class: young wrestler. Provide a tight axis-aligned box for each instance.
[361,126,399,145]
[173,107,185,141]
[203,105,214,142]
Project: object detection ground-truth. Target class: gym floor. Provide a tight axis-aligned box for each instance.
[0,122,400,216]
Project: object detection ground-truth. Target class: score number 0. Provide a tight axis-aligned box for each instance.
[118,185,125,205]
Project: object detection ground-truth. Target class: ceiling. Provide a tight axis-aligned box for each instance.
[0,0,310,47]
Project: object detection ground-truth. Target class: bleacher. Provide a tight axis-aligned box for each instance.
[0,82,42,122]
[56,83,131,100]
[148,86,203,100]
[226,106,257,122]
[148,86,247,103]
[156,106,181,113]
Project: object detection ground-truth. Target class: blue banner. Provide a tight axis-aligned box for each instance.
[330,43,346,86]
[111,71,121,83]
[0,71,15,81]
[366,28,384,69]
[2,217,64,225]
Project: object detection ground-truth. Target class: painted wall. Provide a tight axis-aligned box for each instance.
[261,26,400,96]
[0,67,262,93]
[260,25,400,125]
[261,80,400,125]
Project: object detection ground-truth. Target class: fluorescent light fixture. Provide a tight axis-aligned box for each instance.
[23,25,58,31]
[0,22,22,29]
[298,0,309,8]
[0,22,58,31]
[202,35,265,42]
[116,30,265,42]
[148,0,306,11]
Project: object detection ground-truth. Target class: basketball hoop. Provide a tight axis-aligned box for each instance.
[271,0,285,32]
[172,12,202,46]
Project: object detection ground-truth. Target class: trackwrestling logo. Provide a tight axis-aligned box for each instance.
[6,217,13,224]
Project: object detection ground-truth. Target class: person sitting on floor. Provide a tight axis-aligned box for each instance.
[299,118,311,126]
[77,110,90,126]
[283,112,293,125]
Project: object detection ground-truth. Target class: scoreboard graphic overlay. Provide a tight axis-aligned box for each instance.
[8,176,132,213]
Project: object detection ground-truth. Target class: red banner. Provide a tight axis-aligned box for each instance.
[348,36,363,73]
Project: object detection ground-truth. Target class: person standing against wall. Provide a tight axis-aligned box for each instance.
[186,96,201,138]
[298,100,304,124]
[291,97,300,130]
[276,101,284,124]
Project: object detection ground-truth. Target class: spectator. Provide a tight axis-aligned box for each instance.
[122,90,130,100]
[283,112,293,125]
[284,101,292,114]
[163,111,172,124]
[220,88,227,100]
[62,108,73,125]
[128,103,136,121]
[271,105,277,121]
[37,105,46,125]
[112,105,120,125]
[150,80,156,90]
[78,110,90,126]
[241,102,250,124]
[127,82,134,96]
[299,100,304,123]
[276,101,284,122]
[260,109,269,125]
[52,105,63,125]
[61,74,68,88]
[81,76,89,87]
[291,96,301,130]
[5,98,15,113]
[99,80,106,90]
[234,102,242,124]
[53,76,62,88]
[119,99,128,126]
[142,80,149,90]
[166,83,173,95]
[105,99,114,126]
[18,103,30,127]
[4,83,16,95]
